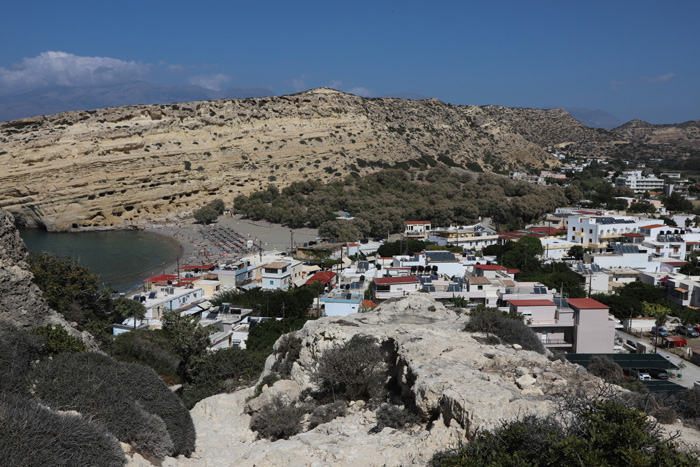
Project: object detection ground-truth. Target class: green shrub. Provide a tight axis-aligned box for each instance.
[31,352,195,459]
[180,347,267,409]
[0,397,126,466]
[464,306,545,354]
[109,329,180,384]
[31,324,87,356]
[371,403,421,433]
[312,335,387,403]
[0,328,45,397]
[249,396,303,441]
[429,402,695,466]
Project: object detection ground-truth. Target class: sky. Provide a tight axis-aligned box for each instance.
[1,0,698,124]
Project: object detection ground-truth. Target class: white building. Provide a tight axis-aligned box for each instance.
[567,215,654,250]
[427,225,499,251]
[615,170,664,193]
[260,261,301,290]
[404,221,431,239]
[133,286,206,320]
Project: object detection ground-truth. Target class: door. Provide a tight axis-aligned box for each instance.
[540,330,548,344]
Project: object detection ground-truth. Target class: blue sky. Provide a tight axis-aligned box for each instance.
[1,0,698,123]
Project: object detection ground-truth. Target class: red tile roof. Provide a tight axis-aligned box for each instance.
[305,271,337,286]
[508,299,557,307]
[622,233,644,237]
[405,221,431,225]
[144,274,177,283]
[662,261,688,267]
[567,298,609,310]
[641,224,666,229]
[374,276,420,285]
[474,264,507,270]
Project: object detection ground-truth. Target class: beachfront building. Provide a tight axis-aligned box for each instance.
[192,279,222,298]
[132,286,206,320]
[258,259,303,290]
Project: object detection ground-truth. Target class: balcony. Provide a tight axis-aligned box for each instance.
[541,339,572,347]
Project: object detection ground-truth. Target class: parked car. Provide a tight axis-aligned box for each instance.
[646,368,669,380]
[630,369,652,381]
[651,326,668,337]
[675,325,699,338]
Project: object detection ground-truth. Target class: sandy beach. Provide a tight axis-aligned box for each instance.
[144,214,319,276]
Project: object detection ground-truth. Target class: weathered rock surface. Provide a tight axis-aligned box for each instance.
[0,207,96,346]
[0,88,566,231]
[141,294,609,467]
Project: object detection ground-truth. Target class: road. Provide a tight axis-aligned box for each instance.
[617,330,700,389]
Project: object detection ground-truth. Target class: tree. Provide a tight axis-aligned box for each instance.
[28,252,114,341]
[500,236,543,274]
[644,302,671,354]
[209,198,225,214]
[193,205,218,224]
[567,245,585,260]
[113,298,147,330]
[161,310,213,383]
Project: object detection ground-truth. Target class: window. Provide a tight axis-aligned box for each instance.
[270,280,274,285]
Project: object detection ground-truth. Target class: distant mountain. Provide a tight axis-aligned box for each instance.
[564,108,622,129]
[0,81,275,122]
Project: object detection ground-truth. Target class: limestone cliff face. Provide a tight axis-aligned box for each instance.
[0,208,95,346]
[142,295,604,467]
[0,89,560,231]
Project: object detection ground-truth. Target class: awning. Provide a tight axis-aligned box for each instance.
[664,336,686,343]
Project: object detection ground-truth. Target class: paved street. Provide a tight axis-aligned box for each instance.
[617,330,700,389]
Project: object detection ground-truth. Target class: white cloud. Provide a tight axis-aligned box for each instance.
[348,86,372,97]
[166,64,189,74]
[329,80,343,89]
[292,78,306,92]
[640,73,675,84]
[0,51,149,93]
[188,73,232,91]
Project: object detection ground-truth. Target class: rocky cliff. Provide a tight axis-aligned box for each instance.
[123,293,700,467]
[0,207,95,345]
[1,89,560,231]
[1,89,697,232]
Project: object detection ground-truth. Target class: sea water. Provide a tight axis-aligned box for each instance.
[20,229,182,293]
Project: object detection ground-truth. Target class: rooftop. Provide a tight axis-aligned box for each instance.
[508,299,557,307]
[374,276,420,285]
[567,298,609,310]
[474,264,507,271]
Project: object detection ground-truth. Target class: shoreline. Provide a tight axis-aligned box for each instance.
[138,215,319,290]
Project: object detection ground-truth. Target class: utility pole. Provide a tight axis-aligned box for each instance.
[281,302,286,334]
[290,229,294,255]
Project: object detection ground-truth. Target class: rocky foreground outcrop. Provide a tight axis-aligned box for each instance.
[128,294,627,467]
[0,207,95,345]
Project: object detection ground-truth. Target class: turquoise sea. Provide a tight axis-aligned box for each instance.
[20,229,182,293]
